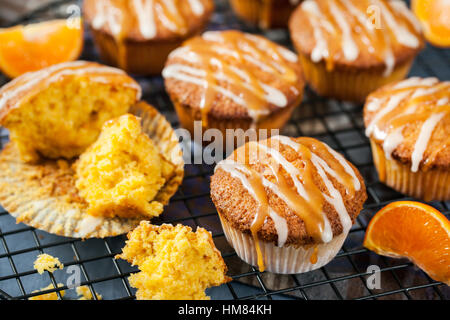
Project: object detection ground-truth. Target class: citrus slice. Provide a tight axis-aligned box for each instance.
[0,18,83,78]
[364,201,450,285]
[412,0,450,47]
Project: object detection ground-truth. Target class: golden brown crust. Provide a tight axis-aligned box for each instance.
[289,0,425,70]
[83,0,214,42]
[363,79,450,169]
[164,30,304,121]
[0,61,140,124]
[210,137,367,246]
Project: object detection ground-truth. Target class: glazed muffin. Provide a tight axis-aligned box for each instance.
[364,77,449,201]
[83,0,214,75]
[0,61,141,163]
[230,0,302,29]
[211,135,367,273]
[289,0,425,102]
[163,30,304,144]
[118,222,231,300]
[74,113,176,219]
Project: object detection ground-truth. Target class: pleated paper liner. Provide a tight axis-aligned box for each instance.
[0,101,184,238]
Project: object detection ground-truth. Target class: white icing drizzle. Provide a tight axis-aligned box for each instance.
[268,136,353,234]
[365,91,411,137]
[216,159,289,247]
[93,0,205,39]
[324,144,361,191]
[163,32,299,121]
[133,0,156,39]
[0,62,141,111]
[375,0,420,48]
[328,0,359,61]
[301,1,329,63]
[299,0,421,76]
[366,78,449,171]
[382,126,404,160]
[187,0,205,15]
[411,112,445,172]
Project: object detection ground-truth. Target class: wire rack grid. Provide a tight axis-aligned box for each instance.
[0,0,449,301]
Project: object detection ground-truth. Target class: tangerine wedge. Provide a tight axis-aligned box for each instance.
[0,18,83,78]
[364,201,450,285]
[412,0,450,47]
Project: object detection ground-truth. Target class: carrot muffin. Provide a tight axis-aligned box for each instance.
[74,113,176,219]
[364,77,450,201]
[230,0,302,29]
[163,30,304,144]
[289,0,425,102]
[34,254,63,274]
[83,0,214,75]
[0,61,141,163]
[211,135,367,274]
[117,222,231,300]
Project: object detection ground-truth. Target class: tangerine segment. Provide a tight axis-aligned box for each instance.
[0,18,83,78]
[412,0,450,47]
[364,201,450,285]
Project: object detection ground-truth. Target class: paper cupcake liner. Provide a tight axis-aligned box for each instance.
[172,94,302,146]
[219,214,347,274]
[0,102,184,238]
[90,25,206,75]
[229,0,297,29]
[299,54,413,102]
[370,140,450,201]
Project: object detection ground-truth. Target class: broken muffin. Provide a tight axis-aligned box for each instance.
[74,114,175,219]
[118,222,230,300]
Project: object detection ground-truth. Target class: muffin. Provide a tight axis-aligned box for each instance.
[163,30,304,144]
[83,0,214,75]
[0,61,141,163]
[211,135,367,273]
[364,77,449,201]
[117,222,231,300]
[74,113,176,219]
[230,0,302,29]
[0,102,184,238]
[289,0,425,102]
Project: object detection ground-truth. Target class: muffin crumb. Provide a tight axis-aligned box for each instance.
[33,253,63,274]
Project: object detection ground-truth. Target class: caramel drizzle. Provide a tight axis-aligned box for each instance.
[0,61,141,115]
[162,31,300,124]
[216,136,359,271]
[300,0,421,75]
[92,0,204,40]
[365,78,450,172]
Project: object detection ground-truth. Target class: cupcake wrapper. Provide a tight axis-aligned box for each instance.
[0,103,184,238]
[229,0,297,29]
[370,140,450,201]
[299,54,413,102]
[172,94,302,146]
[219,214,347,274]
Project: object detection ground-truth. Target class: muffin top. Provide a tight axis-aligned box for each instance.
[163,30,304,122]
[289,0,425,74]
[211,136,367,247]
[0,61,141,123]
[83,0,214,41]
[364,77,450,171]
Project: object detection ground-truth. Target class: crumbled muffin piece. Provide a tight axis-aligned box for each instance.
[29,283,65,300]
[76,286,102,300]
[74,114,175,218]
[33,253,64,274]
[118,222,231,300]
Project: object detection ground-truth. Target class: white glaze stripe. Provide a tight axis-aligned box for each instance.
[411,113,445,172]
[269,136,353,234]
[217,160,289,247]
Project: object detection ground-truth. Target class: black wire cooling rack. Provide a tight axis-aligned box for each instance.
[0,0,449,301]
